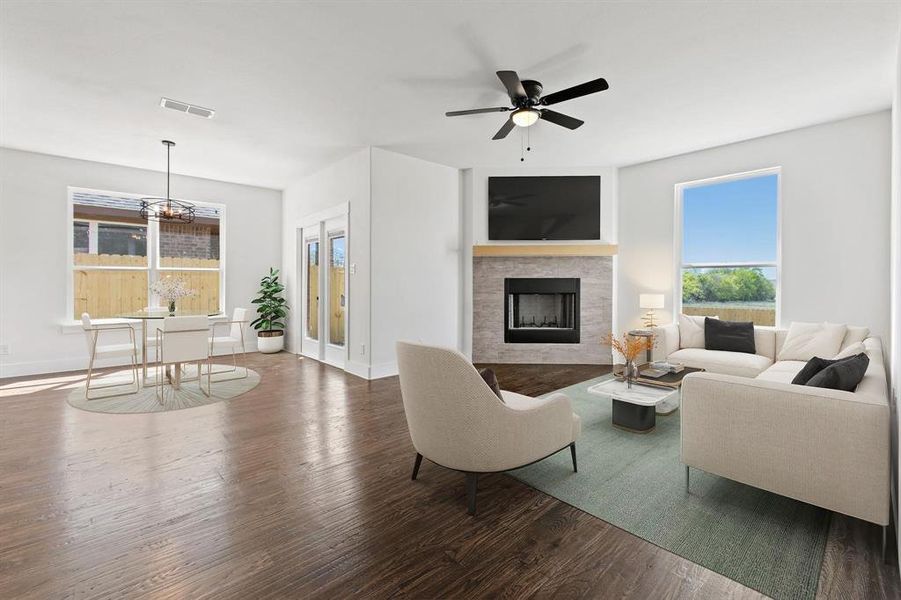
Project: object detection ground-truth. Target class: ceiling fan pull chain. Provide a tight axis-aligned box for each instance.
[527,126,531,152]
[520,129,525,162]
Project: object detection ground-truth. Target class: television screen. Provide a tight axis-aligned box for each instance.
[488,176,601,240]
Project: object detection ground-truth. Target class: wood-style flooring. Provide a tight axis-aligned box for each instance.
[0,354,897,598]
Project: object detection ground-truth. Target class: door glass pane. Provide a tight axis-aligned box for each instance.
[306,240,319,340]
[329,235,346,347]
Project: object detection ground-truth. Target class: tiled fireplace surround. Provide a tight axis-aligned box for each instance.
[472,255,613,364]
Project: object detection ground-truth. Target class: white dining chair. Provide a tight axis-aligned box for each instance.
[81,313,140,400]
[208,307,248,380]
[154,315,212,402]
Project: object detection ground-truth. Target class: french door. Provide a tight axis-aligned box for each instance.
[299,215,347,368]
[322,217,347,367]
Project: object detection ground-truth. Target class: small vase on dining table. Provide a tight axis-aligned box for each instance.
[167,300,176,314]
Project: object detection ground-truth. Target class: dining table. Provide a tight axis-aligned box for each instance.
[118,308,222,388]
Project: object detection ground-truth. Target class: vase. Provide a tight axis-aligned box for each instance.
[167,300,176,314]
[625,359,637,388]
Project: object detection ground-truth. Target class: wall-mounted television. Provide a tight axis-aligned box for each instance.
[488,176,601,240]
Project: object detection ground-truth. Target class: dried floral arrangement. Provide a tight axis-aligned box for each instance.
[602,332,654,363]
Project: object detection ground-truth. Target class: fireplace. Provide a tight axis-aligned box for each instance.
[504,278,580,344]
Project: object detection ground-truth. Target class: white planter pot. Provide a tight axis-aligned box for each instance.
[257,332,285,354]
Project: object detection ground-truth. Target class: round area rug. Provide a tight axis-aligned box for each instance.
[67,364,261,414]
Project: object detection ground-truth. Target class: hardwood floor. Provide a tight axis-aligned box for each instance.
[0,355,897,599]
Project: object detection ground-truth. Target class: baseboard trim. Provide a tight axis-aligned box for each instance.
[369,361,398,380]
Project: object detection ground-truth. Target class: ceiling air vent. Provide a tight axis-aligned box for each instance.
[159,97,215,119]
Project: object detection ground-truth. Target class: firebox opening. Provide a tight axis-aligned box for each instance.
[504,278,580,344]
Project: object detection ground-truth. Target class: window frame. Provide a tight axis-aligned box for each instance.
[67,186,227,320]
[672,167,782,326]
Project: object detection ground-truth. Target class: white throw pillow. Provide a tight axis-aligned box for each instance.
[832,341,867,360]
[679,314,717,349]
[777,322,848,361]
[838,325,869,351]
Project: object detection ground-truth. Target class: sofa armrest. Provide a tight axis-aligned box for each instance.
[681,372,890,525]
[649,323,679,362]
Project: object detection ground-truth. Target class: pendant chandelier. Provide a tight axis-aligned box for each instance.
[140,140,196,223]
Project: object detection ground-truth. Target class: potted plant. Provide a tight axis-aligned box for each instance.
[251,267,289,353]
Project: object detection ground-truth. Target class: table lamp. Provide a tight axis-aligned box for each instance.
[639,293,665,328]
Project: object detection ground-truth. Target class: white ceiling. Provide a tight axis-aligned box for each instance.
[1,1,899,190]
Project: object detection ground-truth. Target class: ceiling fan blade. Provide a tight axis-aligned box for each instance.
[445,107,510,117]
[540,77,609,106]
[492,117,516,140]
[496,70,527,100]
[540,109,584,130]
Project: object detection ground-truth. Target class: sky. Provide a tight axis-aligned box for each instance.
[682,173,778,265]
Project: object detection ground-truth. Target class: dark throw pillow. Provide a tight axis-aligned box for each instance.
[805,353,869,392]
[791,355,856,385]
[479,368,504,401]
[704,318,756,354]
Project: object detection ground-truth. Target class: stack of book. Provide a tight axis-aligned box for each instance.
[640,361,685,378]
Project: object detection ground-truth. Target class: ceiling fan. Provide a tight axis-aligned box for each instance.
[445,70,609,140]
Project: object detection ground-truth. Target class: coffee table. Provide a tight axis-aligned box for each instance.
[587,379,679,433]
[588,366,704,433]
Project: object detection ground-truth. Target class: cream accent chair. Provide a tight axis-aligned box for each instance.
[396,341,581,515]
[154,316,212,402]
[81,313,139,399]
[208,307,248,380]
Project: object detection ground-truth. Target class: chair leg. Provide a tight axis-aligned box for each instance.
[466,473,478,515]
[570,443,578,473]
[411,453,423,480]
[685,465,690,493]
[84,352,95,399]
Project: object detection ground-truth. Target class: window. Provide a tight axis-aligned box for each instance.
[70,189,224,319]
[676,170,779,326]
[306,239,319,340]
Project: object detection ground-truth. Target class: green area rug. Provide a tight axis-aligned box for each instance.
[511,375,830,600]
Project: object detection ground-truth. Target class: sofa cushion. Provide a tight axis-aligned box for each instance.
[839,326,869,351]
[791,355,857,386]
[806,353,869,392]
[705,318,756,354]
[777,322,847,361]
[668,348,773,378]
[680,314,715,349]
[833,341,867,360]
[755,360,808,384]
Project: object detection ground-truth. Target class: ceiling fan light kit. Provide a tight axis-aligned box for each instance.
[445,69,608,140]
[511,108,540,127]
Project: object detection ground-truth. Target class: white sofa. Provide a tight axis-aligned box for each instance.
[650,321,890,542]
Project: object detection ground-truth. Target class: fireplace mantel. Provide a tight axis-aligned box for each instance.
[472,243,617,258]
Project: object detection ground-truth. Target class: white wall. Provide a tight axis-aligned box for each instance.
[369,148,460,376]
[460,165,618,357]
[618,111,892,342]
[280,147,460,380]
[889,31,901,569]
[0,148,282,378]
[281,148,371,377]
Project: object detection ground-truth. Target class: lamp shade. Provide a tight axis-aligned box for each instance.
[639,294,665,310]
